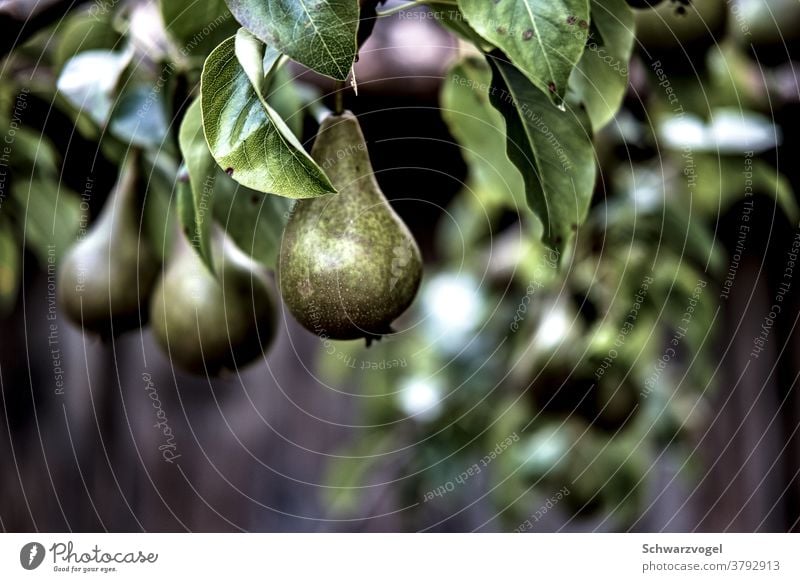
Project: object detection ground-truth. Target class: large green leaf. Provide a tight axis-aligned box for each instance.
[488,55,596,252]
[235,28,303,135]
[429,4,488,47]
[180,97,291,270]
[459,0,590,103]
[178,99,216,269]
[571,0,634,131]
[235,28,281,98]
[225,0,359,80]
[267,66,304,138]
[160,0,238,57]
[441,56,525,210]
[200,36,335,198]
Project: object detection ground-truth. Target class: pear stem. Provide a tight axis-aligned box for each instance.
[333,81,345,115]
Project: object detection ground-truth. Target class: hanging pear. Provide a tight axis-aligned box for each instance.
[279,111,422,341]
[150,227,277,375]
[58,154,159,335]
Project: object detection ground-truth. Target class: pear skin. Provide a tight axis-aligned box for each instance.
[58,156,159,336]
[150,229,277,375]
[280,111,422,341]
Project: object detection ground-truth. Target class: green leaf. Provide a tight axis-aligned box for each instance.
[459,0,590,103]
[757,163,799,222]
[236,28,304,136]
[201,36,335,198]
[693,154,799,222]
[235,28,281,98]
[56,48,132,126]
[441,56,525,209]
[141,152,178,263]
[179,98,291,270]
[601,198,726,277]
[488,55,596,252]
[429,4,488,47]
[571,0,634,131]
[160,0,238,57]
[12,179,82,264]
[109,84,170,150]
[55,8,123,70]
[213,182,291,270]
[178,99,216,270]
[225,0,359,80]
[609,164,726,274]
[9,127,60,180]
[267,66,304,138]
[0,220,20,316]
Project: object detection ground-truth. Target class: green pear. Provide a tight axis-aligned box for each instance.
[150,228,277,375]
[279,111,422,341]
[58,155,159,335]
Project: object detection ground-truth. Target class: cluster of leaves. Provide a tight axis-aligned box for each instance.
[0,86,82,315]
[193,0,612,254]
[0,0,645,310]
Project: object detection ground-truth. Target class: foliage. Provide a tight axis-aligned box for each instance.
[0,0,796,530]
